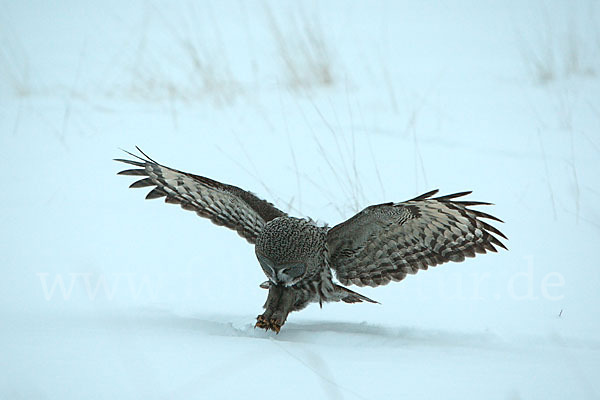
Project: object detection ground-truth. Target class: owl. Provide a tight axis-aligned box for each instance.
[116,148,506,332]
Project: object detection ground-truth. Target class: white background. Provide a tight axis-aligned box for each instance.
[1,1,599,399]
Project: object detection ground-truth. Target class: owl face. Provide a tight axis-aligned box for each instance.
[256,252,306,286]
[255,217,325,286]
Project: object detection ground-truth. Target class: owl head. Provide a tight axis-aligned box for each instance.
[254,217,326,286]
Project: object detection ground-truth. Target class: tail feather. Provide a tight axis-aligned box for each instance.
[335,284,379,304]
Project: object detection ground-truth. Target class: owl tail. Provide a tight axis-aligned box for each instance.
[335,285,379,304]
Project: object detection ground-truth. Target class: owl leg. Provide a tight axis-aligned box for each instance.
[255,284,296,333]
[269,288,296,331]
[255,283,282,332]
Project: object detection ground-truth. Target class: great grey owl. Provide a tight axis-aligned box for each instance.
[116,148,507,332]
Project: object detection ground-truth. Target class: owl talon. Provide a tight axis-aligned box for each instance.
[255,315,282,333]
[255,314,271,331]
[255,314,268,330]
[268,318,282,333]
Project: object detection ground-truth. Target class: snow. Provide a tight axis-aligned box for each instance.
[1,1,599,399]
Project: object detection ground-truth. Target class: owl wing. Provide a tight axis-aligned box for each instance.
[326,190,507,287]
[115,147,286,244]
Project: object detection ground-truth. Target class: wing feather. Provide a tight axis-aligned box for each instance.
[327,190,507,287]
[115,147,286,243]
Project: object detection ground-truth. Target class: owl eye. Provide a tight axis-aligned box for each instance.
[280,262,306,279]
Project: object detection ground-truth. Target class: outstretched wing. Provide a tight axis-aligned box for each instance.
[115,147,286,244]
[327,190,507,287]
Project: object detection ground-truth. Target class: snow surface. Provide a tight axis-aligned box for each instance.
[1,1,599,399]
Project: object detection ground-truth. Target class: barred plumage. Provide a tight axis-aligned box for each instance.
[115,148,284,243]
[327,190,507,287]
[116,148,507,332]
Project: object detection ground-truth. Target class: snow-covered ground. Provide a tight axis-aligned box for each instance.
[1,1,599,399]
